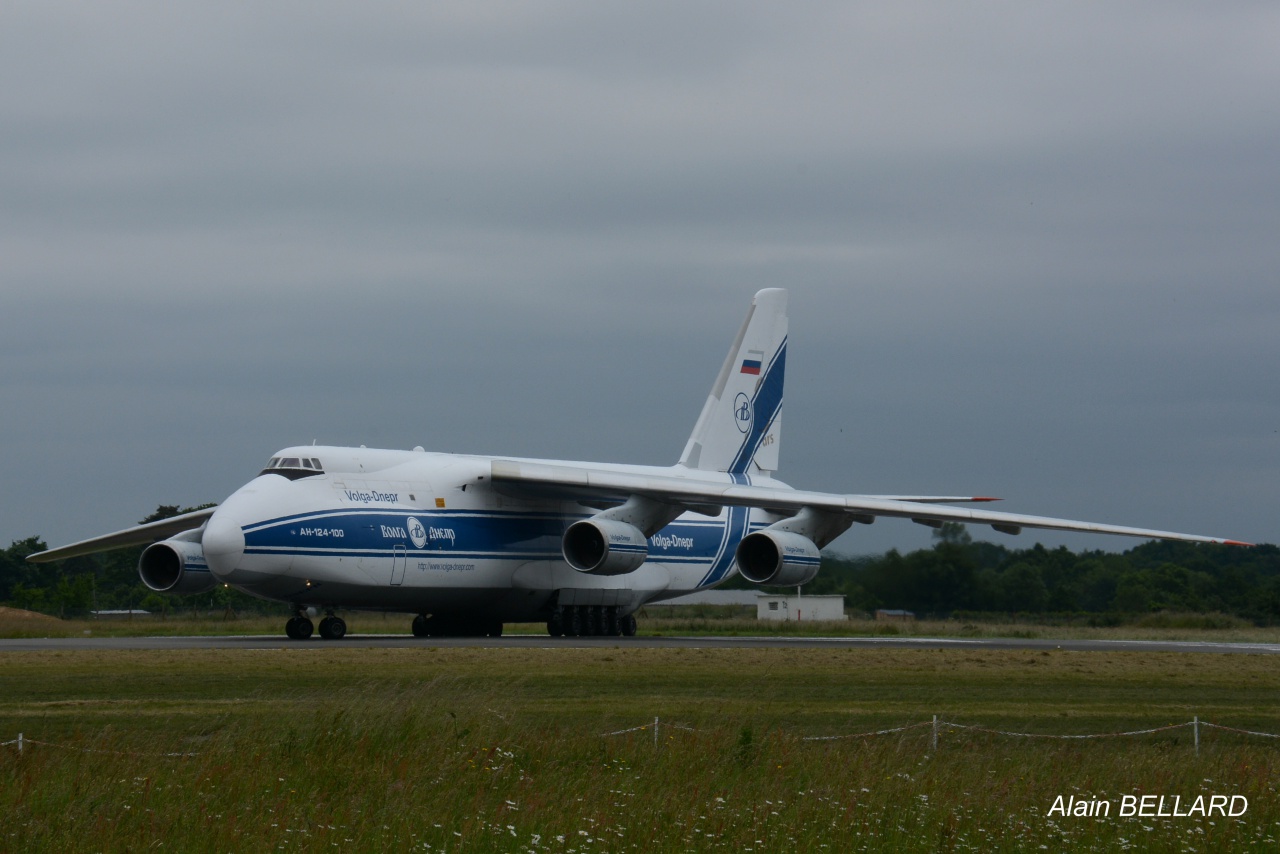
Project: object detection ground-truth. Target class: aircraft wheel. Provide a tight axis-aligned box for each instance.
[621,614,637,637]
[285,616,314,640]
[487,621,504,638]
[567,607,583,637]
[605,607,620,636]
[319,616,346,640]
[547,609,564,637]
[412,614,429,637]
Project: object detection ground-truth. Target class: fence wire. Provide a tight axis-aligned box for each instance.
[940,721,1192,740]
[597,716,1280,746]
[7,715,1280,757]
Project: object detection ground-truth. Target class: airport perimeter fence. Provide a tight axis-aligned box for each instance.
[5,716,1280,758]
[600,715,1280,755]
[0,733,196,757]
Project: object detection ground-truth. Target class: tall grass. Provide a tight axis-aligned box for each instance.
[3,647,1280,851]
[3,684,1277,852]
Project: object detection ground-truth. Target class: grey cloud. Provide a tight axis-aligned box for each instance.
[2,2,1277,553]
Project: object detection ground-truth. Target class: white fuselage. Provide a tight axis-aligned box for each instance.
[199,445,777,620]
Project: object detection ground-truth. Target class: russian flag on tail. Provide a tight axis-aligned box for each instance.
[740,349,764,375]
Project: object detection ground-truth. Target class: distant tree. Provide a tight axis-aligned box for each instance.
[1112,574,1152,613]
[1072,558,1120,612]
[999,562,1048,612]
[0,537,50,601]
[933,522,972,546]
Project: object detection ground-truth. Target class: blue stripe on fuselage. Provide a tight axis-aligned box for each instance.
[240,508,757,577]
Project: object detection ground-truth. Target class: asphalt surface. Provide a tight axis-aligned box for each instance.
[3,634,1279,654]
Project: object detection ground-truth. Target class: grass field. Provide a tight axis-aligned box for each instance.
[2,644,1278,852]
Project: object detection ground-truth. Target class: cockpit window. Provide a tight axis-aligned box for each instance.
[260,455,325,480]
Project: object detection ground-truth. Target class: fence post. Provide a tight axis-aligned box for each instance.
[654,716,659,749]
[931,715,938,751]
[1194,716,1200,755]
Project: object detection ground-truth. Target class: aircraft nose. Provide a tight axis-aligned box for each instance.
[202,509,246,582]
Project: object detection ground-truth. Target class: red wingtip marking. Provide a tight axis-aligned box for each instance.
[972,497,1002,502]
[1223,540,1254,547]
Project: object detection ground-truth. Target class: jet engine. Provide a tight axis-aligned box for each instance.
[734,529,821,586]
[562,519,649,575]
[139,537,218,595]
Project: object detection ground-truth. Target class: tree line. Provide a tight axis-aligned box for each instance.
[750,524,1280,623]
[0,506,267,618]
[4,513,1278,622]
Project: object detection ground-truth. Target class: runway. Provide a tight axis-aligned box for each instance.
[3,633,1279,654]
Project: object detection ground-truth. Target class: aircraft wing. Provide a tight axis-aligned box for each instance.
[490,460,1249,546]
[862,495,1001,504]
[26,507,218,564]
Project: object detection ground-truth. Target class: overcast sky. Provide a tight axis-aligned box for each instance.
[3,2,1277,557]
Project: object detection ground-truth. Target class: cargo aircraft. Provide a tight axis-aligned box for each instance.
[29,289,1248,639]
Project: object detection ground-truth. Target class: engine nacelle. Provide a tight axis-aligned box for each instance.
[735,529,822,586]
[562,519,649,575]
[139,538,218,596]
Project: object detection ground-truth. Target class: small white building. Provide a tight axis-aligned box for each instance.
[756,594,847,622]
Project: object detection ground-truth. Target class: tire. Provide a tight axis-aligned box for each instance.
[286,616,314,640]
[319,616,346,640]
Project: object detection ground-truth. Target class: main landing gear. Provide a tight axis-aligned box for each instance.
[546,605,637,638]
[318,613,347,640]
[285,610,346,640]
[285,615,312,640]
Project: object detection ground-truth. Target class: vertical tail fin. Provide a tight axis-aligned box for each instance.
[679,288,787,476]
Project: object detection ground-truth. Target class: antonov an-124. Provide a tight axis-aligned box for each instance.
[29,289,1249,639]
